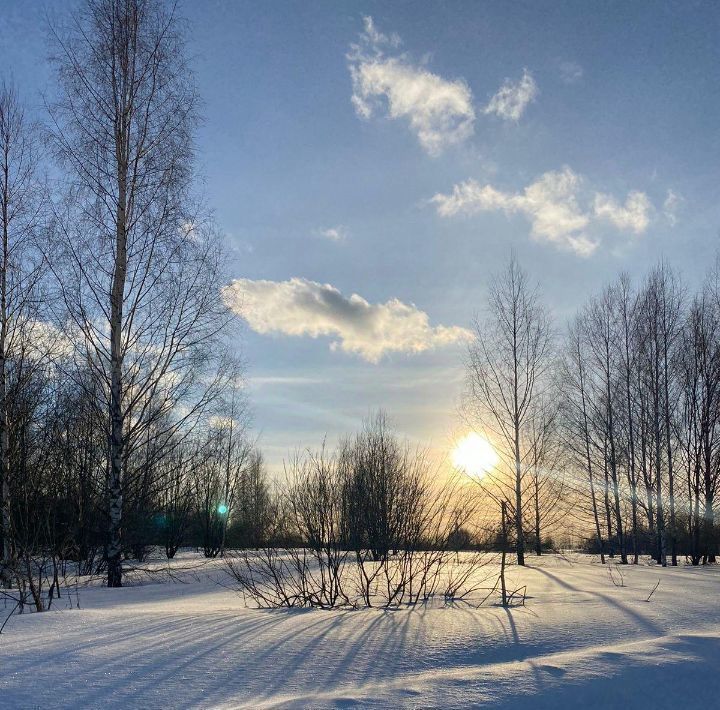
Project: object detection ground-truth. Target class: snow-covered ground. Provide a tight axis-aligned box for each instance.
[2,553,720,708]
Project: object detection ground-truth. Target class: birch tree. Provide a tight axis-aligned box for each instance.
[636,266,683,565]
[678,291,720,564]
[585,288,627,563]
[48,0,232,587]
[525,397,564,555]
[562,318,607,563]
[615,274,641,563]
[466,256,552,565]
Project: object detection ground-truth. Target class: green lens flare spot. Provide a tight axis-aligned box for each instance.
[217,504,228,515]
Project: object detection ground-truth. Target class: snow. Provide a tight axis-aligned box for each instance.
[2,553,720,708]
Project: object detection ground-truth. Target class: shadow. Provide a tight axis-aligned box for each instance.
[2,556,699,709]
[530,565,661,636]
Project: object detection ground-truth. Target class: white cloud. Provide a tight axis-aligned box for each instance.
[484,69,538,121]
[594,191,652,234]
[315,226,348,242]
[559,61,583,84]
[432,167,595,256]
[24,319,75,361]
[663,189,682,226]
[348,16,475,156]
[431,167,653,257]
[222,277,472,363]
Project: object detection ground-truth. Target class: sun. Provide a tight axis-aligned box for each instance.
[452,433,499,479]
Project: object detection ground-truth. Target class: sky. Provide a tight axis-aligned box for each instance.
[2,1,720,472]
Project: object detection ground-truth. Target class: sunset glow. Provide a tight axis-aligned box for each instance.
[452,433,499,479]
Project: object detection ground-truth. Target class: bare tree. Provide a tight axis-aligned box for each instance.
[558,265,696,565]
[635,265,683,565]
[194,416,252,559]
[615,274,641,563]
[562,318,607,563]
[584,287,627,563]
[0,83,45,585]
[47,0,232,586]
[232,450,272,549]
[525,397,564,555]
[678,293,718,563]
[157,441,195,559]
[340,412,425,563]
[465,256,552,565]
[678,269,720,565]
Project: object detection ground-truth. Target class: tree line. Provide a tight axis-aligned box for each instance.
[466,255,720,568]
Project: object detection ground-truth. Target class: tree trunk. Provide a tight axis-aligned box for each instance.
[534,473,541,556]
[603,458,614,558]
[579,353,605,564]
[653,371,667,567]
[590,469,606,564]
[500,501,508,606]
[514,418,525,566]
[622,290,639,564]
[664,369,677,566]
[0,148,10,586]
[703,493,715,564]
[691,484,701,565]
[107,145,128,588]
[603,333,626,564]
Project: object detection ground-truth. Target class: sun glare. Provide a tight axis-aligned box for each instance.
[452,433,499,479]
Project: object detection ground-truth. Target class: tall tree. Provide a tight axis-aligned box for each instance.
[466,256,552,565]
[525,397,564,555]
[636,265,683,565]
[615,274,640,563]
[48,0,231,586]
[585,287,627,563]
[0,83,44,583]
[562,318,607,563]
[678,291,720,564]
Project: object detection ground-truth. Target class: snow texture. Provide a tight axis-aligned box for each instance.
[2,553,720,708]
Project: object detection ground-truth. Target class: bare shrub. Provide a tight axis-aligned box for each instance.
[227,415,506,609]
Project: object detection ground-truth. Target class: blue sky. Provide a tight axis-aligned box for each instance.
[3,1,720,470]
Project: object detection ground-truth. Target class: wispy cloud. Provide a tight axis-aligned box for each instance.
[484,69,538,121]
[559,60,583,85]
[663,189,682,226]
[222,277,472,363]
[348,17,476,156]
[431,166,654,257]
[315,226,348,242]
[593,191,652,234]
[348,18,539,153]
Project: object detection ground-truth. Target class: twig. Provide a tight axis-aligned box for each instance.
[644,579,660,602]
[0,602,19,635]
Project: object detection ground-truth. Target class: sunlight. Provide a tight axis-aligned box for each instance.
[452,433,499,480]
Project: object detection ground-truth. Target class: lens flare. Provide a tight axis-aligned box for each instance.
[217,504,228,515]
